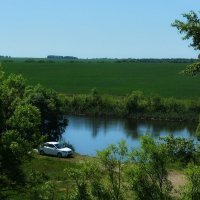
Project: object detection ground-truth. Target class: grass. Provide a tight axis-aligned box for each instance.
[2,61,200,98]
[8,153,93,200]
[23,153,92,180]
[36,155,186,193]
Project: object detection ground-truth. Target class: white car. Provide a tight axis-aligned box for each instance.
[39,142,73,158]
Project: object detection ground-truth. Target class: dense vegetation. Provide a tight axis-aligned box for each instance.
[10,136,200,200]
[2,61,200,98]
[1,68,199,199]
[0,69,67,199]
[63,89,200,122]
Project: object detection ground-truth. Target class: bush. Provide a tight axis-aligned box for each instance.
[161,136,196,165]
[181,164,200,200]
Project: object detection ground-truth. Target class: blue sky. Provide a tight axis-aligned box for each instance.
[0,0,199,58]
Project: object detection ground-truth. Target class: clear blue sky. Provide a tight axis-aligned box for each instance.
[0,0,199,58]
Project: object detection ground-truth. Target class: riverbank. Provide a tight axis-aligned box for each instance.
[62,91,200,122]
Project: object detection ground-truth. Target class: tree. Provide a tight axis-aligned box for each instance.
[0,73,27,133]
[24,84,68,140]
[161,136,196,165]
[97,140,128,200]
[126,136,173,200]
[0,70,40,199]
[181,62,200,76]
[64,141,128,200]
[173,11,200,141]
[172,11,200,75]
[172,11,200,50]
[0,69,66,199]
[0,99,42,199]
[7,104,42,146]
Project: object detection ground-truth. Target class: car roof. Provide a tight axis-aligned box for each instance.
[45,142,59,145]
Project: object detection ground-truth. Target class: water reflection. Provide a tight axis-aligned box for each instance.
[62,116,197,156]
[124,119,196,139]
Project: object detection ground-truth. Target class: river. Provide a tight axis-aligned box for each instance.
[62,116,197,156]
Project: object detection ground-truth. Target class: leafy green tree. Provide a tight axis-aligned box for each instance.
[97,140,128,200]
[64,141,128,200]
[82,161,111,200]
[24,84,68,140]
[126,91,145,114]
[0,69,66,199]
[0,73,27,133]
[25,170,60,200]
[4,73,27,98]
[7,104,43,146]
[126,164,160,200]
[0,105,42,199]
[172,11,200,75]
[182,62,200,76]
[64,167,91,200]
[0,130,32,199]
[172,11,200,50]
[161,136,196,165]
[173,10,200,142]
[126,136,173,200]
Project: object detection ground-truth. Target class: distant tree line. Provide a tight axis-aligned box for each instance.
[0,55,11,59]
[47,55,78,60]
[3,57,197,64]
[115,58,197,63]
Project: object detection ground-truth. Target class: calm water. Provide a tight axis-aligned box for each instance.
[62,116,197,156]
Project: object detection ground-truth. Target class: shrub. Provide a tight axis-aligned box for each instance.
[181,164,200,200]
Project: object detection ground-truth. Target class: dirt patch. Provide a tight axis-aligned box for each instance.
[169,171,187,188]
[169,170,187,197]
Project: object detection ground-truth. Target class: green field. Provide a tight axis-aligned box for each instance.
[2,61,200,98]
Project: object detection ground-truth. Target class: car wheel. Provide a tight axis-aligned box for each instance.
[57,152,62,158]
[40,150,45,155]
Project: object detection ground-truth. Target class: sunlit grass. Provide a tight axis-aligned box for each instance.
[3,61,200,98]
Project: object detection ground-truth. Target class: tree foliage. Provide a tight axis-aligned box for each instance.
[172,11,200,75]
[0,69,67,199]
[127,136,173,200]
[172,11,200,50]
[24,84,67,140]
[161,136,196,165]
[64,138,175,200]
[181,62,200,76]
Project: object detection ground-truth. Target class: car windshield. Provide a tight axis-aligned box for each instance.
[54,143,65,149]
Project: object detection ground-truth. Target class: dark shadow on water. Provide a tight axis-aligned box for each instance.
[123,119,196,139]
